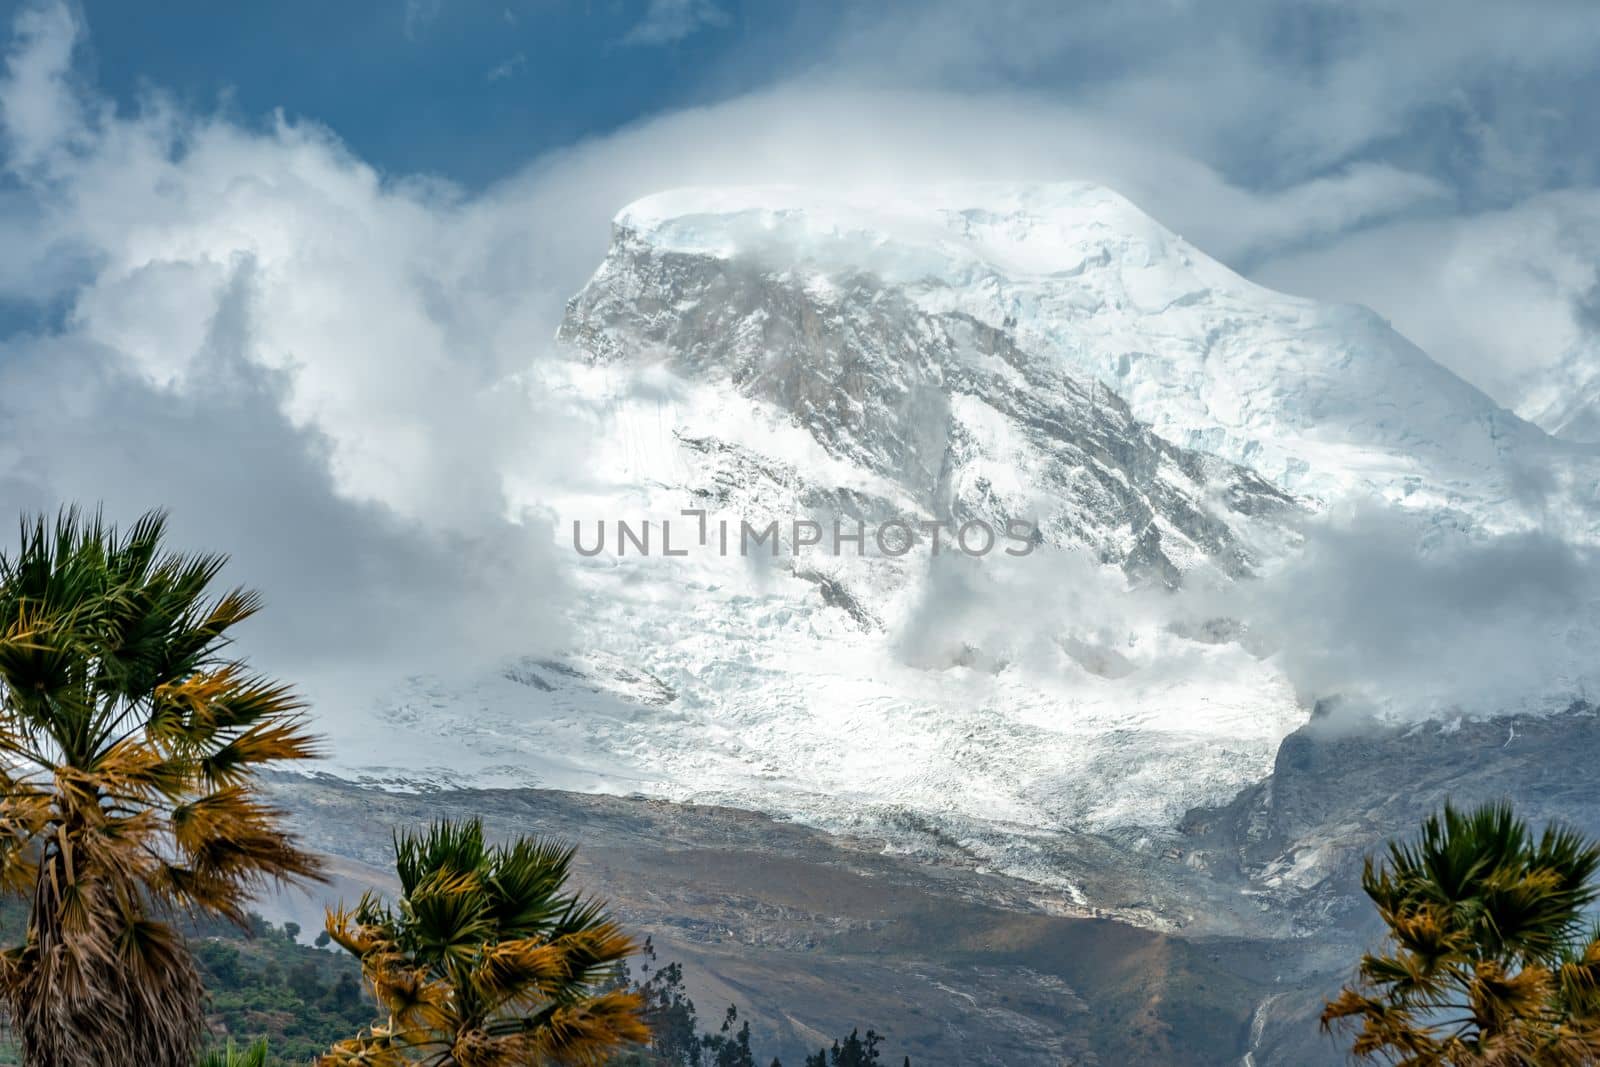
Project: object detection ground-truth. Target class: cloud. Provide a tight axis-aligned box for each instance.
[1254,190,1600,415]
[403,0,444,41]
[1215,504,1600,719]
[621,0,730,47]
[775,0,1600,411]
[0,293,565,692]
[0,3,575,714]
[0,2,1560,541]
[811,0,1600,195]
[486,52,526,83]
[0,0,85,170]
[16,0,1596,417]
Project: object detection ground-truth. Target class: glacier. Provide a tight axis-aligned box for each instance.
[317,182,1600,892]
[611,184,1589,514]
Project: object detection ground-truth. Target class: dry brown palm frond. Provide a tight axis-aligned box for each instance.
[524,988,652,1063]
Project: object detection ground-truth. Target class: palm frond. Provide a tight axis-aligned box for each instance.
[394,818,489,896]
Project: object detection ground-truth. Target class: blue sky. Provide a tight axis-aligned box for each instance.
[62,0,1600,206]
[1,0,1598,691]
[71,0,823,187]
[26,0,1596,404]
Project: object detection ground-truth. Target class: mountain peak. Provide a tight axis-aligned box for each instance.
[602,184,1550,514]
[616,182,1225,287]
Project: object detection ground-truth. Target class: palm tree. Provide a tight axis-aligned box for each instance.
[1323,800,1600,1064]
[321,818,648,1066]
[0,509,323,1067]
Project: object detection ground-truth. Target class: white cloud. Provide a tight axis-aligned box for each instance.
[1215,503,1600,719]
[815,0,1600,186]
[0,4,576,703]
[621,0,729,47]
[0,5,1534,552]
[473,84,1455,288]
[785,0,1600,410]
[1255,191,1600,412]
[486,52,526,82]
[403,0,443,41]
[0,0,85,170]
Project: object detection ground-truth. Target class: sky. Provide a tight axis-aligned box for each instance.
[8,0,1593,394]
[0,0,1598,710]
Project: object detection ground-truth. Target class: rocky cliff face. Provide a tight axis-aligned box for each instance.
[1158,701,1600,1064]
[559,221,1297,585]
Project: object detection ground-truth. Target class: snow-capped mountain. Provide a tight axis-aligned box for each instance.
[606,185,1590,517]
[559,196,1298,587]
[326,183,1600,893]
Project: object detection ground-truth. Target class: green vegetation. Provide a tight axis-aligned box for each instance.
[197,1039,270,1067]
[616,941,905,1066]
[190,911,371,1062]
[1324,800,1600,1063]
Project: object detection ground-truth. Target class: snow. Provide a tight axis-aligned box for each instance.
[621,183,1578,518]
[314,183,1600,892]
[320,367,1306,883]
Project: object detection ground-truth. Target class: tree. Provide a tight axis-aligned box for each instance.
[285,921,302,943]
[290,959,324,1000]
[603,949,914,1067]
[0,508,323,1067]
[329,969,363,1010]
[802,1029,883,1067]
[631,950,702,1065]
[322,817,648,1066]
[1323,800,1600,1064]
[832,1030,883,1066]
[704,1005,757,1067]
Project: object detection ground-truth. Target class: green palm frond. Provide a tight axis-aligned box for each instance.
[485,835,579,936]
[198,1038,270,1067]
[395,817,489,895]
